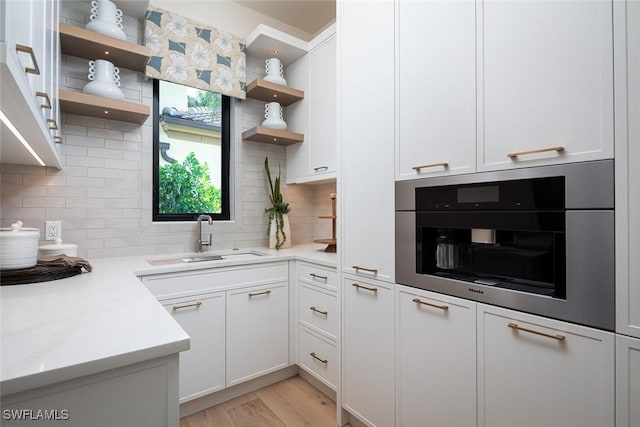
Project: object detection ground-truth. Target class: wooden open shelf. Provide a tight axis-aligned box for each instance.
[59,23,151,72]
[246,79,304,106]
[242,126,304,146]
[59,90,150,124]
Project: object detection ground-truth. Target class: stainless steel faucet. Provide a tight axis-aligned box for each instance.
[196,214,213,253]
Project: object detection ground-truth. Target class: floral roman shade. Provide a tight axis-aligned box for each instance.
[144,6,247,99]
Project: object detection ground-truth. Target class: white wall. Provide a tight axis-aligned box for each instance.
[150,0,314,40]
[0,0,334,258]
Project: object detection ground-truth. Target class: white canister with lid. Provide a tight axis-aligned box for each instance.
[38,239,79,258]
[0,221,40,270]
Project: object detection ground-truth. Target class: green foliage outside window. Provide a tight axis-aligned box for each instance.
[158,152,221,214]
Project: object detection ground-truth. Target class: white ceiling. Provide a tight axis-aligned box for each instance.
[233,0,336,37]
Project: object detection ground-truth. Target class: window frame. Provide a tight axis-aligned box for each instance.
[152,79,231,222]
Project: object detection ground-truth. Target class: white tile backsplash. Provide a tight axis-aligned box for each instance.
[0,1,337,258]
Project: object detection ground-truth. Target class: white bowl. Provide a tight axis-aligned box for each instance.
[0,222,40,270]
[39,240,78,258]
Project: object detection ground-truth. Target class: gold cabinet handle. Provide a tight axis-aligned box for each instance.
[352,282,378,293]
[352,265,378,274]
[15,44,40,75]
[412,298,449,310]
[310,306,328,316]
[508,322,565,341]
[35,92,52,109]
[46,119,58,130]
[507,146,565,159]
[310,352,328,364]
[248,289,272,297]
[53,136,62,144]
[313,166,329,172]
[412,162,449,171]
[310,273,328,281]
[172,301,202,311]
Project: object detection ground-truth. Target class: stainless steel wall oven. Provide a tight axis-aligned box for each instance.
[396,160,615,331]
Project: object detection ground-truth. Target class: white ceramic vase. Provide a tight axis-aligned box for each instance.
[261,102,287,130]
[83,59,125,100]
[85,0,126,40]
[263,58,287,86]
[269,214,292,249]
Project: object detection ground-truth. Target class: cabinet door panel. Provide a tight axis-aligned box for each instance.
[397,286,476,427]
[616,0,640,338]
[226,283,288,387]
[477,305,615,427]
[616,335,640,427]
[163,293,225,402]
[478,0,614,170]
[308,35,337,176]
[340,0,395,283]
[397,0,476,180]
[342,276,395,426]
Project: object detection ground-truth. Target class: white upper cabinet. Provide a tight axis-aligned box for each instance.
[477,0,614,171]
[286,26,337,184]
[0,0,62,168]
[340,0,395,283]
[616,0,640,338]
[396,0,476,180]
[307,34,337,178]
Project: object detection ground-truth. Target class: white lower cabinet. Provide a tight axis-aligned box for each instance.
[616,334,640,427]
[1,355,179,427]
[342,275,395,427]
[477,304,615,427]
[298,326,338,390]
[162,293,225,402]
[226,282,289,387]
[295,262,338,391]
[396,285,476,427]
[141,261,289,402]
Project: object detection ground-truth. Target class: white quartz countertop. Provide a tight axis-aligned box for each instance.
[0,243,335,396]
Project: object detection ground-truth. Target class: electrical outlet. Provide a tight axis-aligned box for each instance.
[45,221,62,241]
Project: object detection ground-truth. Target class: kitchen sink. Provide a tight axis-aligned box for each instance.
[147,249,268,266]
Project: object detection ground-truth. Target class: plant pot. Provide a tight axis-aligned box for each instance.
[269,213,291,249]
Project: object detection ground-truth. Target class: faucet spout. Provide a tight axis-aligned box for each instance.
[196,214,213,253]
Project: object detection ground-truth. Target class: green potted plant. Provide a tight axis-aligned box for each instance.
[264,157,291,249]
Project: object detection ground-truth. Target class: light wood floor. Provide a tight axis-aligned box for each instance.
[180,376,340,427]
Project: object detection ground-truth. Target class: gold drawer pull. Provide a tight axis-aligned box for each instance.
[313,166,329,172]
[172,301,202,311]
[15,44,40,75]
[352,283,377,293]
[412,298,448,310]
[507,146,565,159]
[53,136,63,144]
[412,162,449,171]
[310,306,328,316]
[352,265,378,274]
[35,92,52,109]
[249,289,272,297]
[508,322,565,341]
[310,352,328,364]
[46,119,58,130]
[310,273,328,281]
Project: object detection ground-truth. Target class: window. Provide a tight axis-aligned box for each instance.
[152,79,230,221]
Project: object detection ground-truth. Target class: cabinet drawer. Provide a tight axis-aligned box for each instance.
[298,262,337,290]
[298,327,338,391]
[299,282,337,340]
[141,262,289,299]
